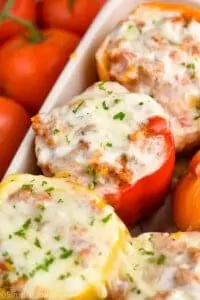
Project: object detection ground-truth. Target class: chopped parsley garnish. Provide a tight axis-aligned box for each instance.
[128,24,133,30]
[181,62,196,78]
[74,260,80,265]
[156,254,166,265]
[98,81,106,91]
[88,182,95,190]
[35,255,55,272]
[2,274,9,282]
[113,112,126,120]
[58,272,71,280]
[59,247,73,259]
[41,181,48,186]
[34,238,42,248]
[125,272,134,283]
[102,213,112,223]
[58,198,64,203]
[54,235,61,241]
[21,184,33,191]
[14,218,31,239]
[114,98,120,104]
[34,214,42,223]
[66,135,71,144]
[45,187,54,196]
[87,165,98,186]
[2,252,13,265]
[139,248,154,256]
[38,204,45,211]
[53,129,59,135]
[102,101,109,110]
[106,142,112,147]
[89,217,95,226]
[24,250,30,258]
[139,102,144,106]
[9,234,12,239]
[72,101,84,114]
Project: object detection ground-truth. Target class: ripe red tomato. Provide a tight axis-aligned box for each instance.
[40,0,106,36]
[0,0,36,44]
[0,28,80,115]
[0,97,30,179]
[105,117,175,225]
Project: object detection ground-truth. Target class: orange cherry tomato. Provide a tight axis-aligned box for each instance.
[105,116,175,225]
[0,0,36,44]
[0,28,80,115]
[0,96,30,178]
[40,0,106,36]
[173,151,200,231]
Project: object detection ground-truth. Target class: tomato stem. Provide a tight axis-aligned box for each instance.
[0,0,15,21]
[7,14,44,43]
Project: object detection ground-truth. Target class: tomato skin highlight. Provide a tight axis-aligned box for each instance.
[40,0,106,36]
[105,117,175,226]
[173,151,200,231]
[0,97,30,179]
[0,0,36,44]
[0,29,80,115]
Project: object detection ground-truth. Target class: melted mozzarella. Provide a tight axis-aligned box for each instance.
[33,82,168,194]
[108,232,200,300]
[97,5,200,151]
[0,174,128,300]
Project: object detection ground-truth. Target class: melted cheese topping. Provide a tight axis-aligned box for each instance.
[108,232,200,300]
[33,82,168,195]
[97,5,200,151]
[0,174,128,300]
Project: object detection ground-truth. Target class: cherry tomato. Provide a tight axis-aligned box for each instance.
[0,28,80,115]
[173,151,200,231]
[40,0,106,36]
[0,0,36,44]
[0,96,30,179]
[105,116,175,225]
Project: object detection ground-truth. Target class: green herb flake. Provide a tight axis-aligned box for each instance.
[102,213,112,223]
[34,238,42,249]
[14,218,31,239]
[74,260,80,265]
[125,272,134,283]
[38,204,45,212]
[2,274,9,282]
[106,142,112,147]
[59,247,73,259]
[156,254,166,265]
[66,135,71,144]
[139,102,144,106]
[114,98,120,104]
[58,272,71,280]
[98,81,106,91]
[8,234,12,239]
[58,198,64,203]
[24,250,30,258]
[81,274,86,281]
[53,129,59,135]
[54,235,61,241]
[89,217,95,226]
[113,112,126,120]
[34,214,42,223]
[36,255,55,272]
[45,187,54,196]
[41,181,48,186]
[139,248,154,256]
[72,101,84,114]
[88,182,95,190]
[2,252,13,265]
[102,101,109,110]
[21,184,33,191]
[128,24,133,30]
[87,165,98,186]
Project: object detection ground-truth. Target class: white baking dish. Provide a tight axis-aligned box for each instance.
[6,0,200,177]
